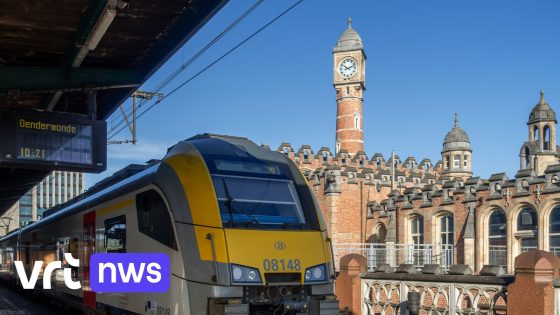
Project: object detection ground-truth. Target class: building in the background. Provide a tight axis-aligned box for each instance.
[0,171,85,235]
[277,19,560,276]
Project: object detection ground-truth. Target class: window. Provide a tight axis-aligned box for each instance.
[105,215,126,253]
[410,216,425,267]
[544,125,551,150]
[212,175,306,227]
[549,206,560,256]
[282,147,289,156]
[354,115,360,130]
[524,147,531,169]
[440,215,454,245]
[322,151,328,163]
[303,150,309,161]
[534,126,539,141]
[410,161,415,169]
[463,155,468,167]
[517,207,538,252]
[489,209,507,267]
[453,155,460,168]
[445,156,450,169]
[136,190,177,250]
[424,163,430,172]
[359,157,364,167]
[336,142,340,154]
[377,158,382,167]
[411,216,424,244]
[341,154,347,165]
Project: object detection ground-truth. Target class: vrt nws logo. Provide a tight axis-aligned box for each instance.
[274,241,287,250]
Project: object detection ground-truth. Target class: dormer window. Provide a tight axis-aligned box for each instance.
[359,157,365,167]
[424,163,430,172]
[409,161,415,169]
[303,149,309,161]
[377,158,382,167]
[341,154,347,165]
[322,151,329,163]
[282,147,289,156]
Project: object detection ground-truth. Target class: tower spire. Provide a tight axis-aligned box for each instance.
[347,17,352,29]
[454,113,459,128]
[540,90,546,105]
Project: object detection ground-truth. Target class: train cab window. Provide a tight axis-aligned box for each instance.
[136,190,177,250]
[105,216,126,253]
[213,174,306,227]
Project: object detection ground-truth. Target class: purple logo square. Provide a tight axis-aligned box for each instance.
[90,253,170,293]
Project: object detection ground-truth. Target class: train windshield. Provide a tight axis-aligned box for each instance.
[212,174,306,227]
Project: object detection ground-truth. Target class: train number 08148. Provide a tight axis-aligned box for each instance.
[263,259,301,272]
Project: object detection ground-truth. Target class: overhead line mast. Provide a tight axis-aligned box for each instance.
[107,90,163,145]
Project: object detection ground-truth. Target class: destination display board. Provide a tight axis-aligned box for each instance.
[0,110,106,173]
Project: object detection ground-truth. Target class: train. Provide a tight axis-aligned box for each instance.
[0,134,339,315]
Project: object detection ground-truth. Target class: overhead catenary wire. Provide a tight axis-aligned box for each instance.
[108,0,304,140]
[107,0,266,135]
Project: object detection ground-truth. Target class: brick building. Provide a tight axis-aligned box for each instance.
[276,20,560,275]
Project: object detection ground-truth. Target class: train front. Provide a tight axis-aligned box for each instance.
[164,134,339,315]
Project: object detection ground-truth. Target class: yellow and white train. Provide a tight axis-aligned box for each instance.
[0,134,339,315]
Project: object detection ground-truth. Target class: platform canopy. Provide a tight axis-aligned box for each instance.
[0,0,228,214]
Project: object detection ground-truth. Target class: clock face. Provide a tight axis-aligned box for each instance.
[339,58,357,78]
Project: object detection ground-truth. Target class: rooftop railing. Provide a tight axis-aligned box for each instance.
[333,243,454,271]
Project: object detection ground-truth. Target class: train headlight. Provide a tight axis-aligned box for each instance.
[230,264,262,284]
[304,264,327,283]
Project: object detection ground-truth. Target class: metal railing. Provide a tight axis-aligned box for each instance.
[333,243,454,271]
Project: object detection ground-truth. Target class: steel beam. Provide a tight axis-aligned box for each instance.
[0,67,141,91]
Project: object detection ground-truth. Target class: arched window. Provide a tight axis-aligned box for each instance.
[322,151,328,163]
[534,126,539,141]
[303,149,309,161]
[376,158,382,167]
[359,157,365,167]
[440,215,454,246]
[549,206,560,255]
[354,114,361,130]
[524,146,530,169]
[489,209,507,267]
[411,216,424,245]
[282,147,289,156]
[410,215,425,267]
[544,125,551,150]
[370,224,387,243]
[517,207,538,252]
[335,142,340,154]
[424,163,430,172]
[341,154,347,165]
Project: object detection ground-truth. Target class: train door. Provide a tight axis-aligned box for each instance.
[83,211,96,309]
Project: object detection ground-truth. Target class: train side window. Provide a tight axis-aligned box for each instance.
[136,190,177,250]
[105,215,126,253]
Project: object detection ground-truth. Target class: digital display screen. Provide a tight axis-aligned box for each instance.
[0,111,106,173]
[17,118,93,165]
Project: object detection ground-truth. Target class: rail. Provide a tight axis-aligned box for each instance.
[333,243,454,271]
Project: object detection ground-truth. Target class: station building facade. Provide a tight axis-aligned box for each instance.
[0,171,85,236]
[277,20,560,274]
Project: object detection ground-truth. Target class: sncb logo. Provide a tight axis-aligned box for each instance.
[15,253,170,293]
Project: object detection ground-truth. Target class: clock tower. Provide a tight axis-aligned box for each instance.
[333,18,366,155]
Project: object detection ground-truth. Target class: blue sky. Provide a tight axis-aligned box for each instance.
[88,0,560,187]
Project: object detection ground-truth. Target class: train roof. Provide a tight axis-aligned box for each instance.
[0,134,281,242]
[0,163,160,242]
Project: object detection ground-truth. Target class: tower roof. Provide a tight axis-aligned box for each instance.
[334,18,363,52]
[443,113,471,152]
[529,91,556,124]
